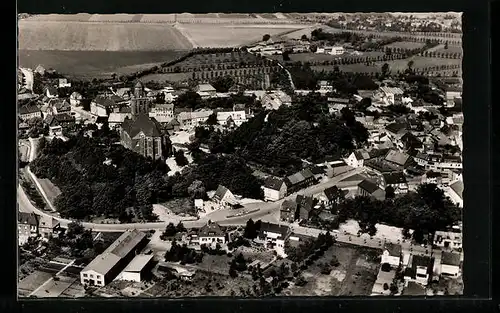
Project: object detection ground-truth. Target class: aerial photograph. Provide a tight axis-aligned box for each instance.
[17,12,463,298]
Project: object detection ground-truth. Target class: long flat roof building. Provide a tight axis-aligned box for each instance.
[80,230,147,287]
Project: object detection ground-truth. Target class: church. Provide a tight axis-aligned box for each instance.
[120,81,171,160]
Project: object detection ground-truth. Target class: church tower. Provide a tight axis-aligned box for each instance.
[130,80,149,118]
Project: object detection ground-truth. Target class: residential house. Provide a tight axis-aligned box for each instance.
[421,171,447,186]
[400,132,423,151]
[377,86,404,105]
[177,110,213,130]
[261,91,292,110]
[357,179,386,200]
[326,160,352,177]
[447,180,463,207]
[198,221,226,248]
[38,215,61,239]
[385,123,408,140]
[108,110,133,129]
[433,230,462,251]
[263,177,287,202]
[318,80,334,94]
[216,109,247,127]
[384,149,413,170]
[18,212,39,246]
[45,86,58,98]
[50,99,71,115]
[258,222,291,257]
[344,149,371,168]
[403,255,435,287]
[121,254,154,283]
[440,252,461,277]
[45,113,75,128]
[317,186,349,208]
[90,96,122,117]
[212,185,238,208]
[149,103,174,123]
[296,194,314,221]
[80,230,148,287]
[49,125,63,137]
[284,168,316,194]
[380,172,408,194]
[69,91,83,106]
[381,243,403,268]
[58,78,71,88]
[115,88,133,101]
[444,86,462,107]
[280,199,297,223]
[309,165,327,180]
[195,84,217,99]
[19,104,42,121]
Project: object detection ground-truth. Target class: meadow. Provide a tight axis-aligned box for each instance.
[383,41,426,50]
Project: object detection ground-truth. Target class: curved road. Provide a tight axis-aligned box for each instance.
[18,137,365,232]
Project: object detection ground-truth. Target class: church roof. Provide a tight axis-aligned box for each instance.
[122,113,163,138]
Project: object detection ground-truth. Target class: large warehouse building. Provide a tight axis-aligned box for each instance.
[80,230,148,287]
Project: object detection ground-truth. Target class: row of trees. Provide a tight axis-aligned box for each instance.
[174,91,260,110]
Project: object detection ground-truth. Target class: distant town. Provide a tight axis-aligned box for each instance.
[18,12,463,298]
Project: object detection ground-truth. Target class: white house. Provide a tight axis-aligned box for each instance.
[377,86,404,105]
[149,103,174,123]
[261,91,292,110]
[177,110,213,130]
[318,80,334,94]
[258,222,290,257]
[69,92,83,106]
[58,78,71,88]
[108,112,132,129]
[216,109,247,127]
[90,96,121,117]
[440,251,461,277]
[434,230,462,251]
[344,149,371,168]
[198,221,226,247]
[403,255,434,287]
[212,185,238,208]
[262,177,287,202]
[120,254,154,283]
[381,243,402,268]
[195,84,217,99]
[327,46,345,55]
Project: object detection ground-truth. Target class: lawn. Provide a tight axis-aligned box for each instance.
[18,270,53,297]
[384,41,426,50]
[196,254,232,276]
[37,178,61,204]
[284,243,380,296]
[31,275,77,298]
[159,198,196,216]
[18,50,187,80]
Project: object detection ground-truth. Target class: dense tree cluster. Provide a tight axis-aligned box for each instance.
[336,184,461,243]
[285,231,335,264]
[207,102,367,176]
[164,240,203,264]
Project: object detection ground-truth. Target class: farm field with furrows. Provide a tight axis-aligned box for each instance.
[87,14,143,22]
[174,24,307,48]
[18,50,186,79]
[22,13,93,21]
[18,21,193,51]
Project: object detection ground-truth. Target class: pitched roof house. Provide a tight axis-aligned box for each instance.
[296,194,314,221]
[357,179,386,200]
[212,185,238,207]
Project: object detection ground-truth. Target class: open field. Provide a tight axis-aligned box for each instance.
[37,178,61,204]
[19,21,193,51]
[174,23,307,48]
[284,243,380,296]
[312,56,462,73]
[269,51,385,63]
[18,270,53,296]
[427,44,463,54]
[384,41,426,50]
[18,50,186,79]
[30,275,77,298]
